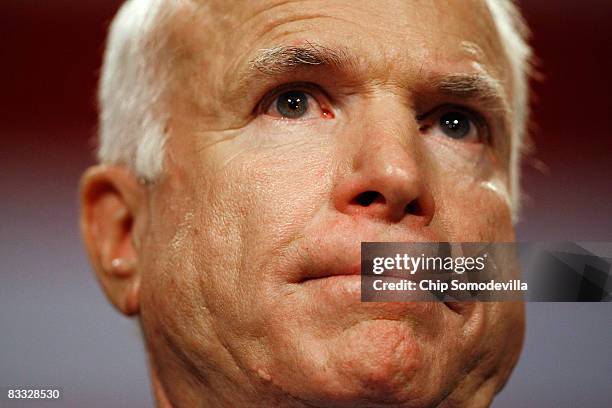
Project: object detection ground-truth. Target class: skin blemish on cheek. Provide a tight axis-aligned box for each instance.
[257,368,272,382]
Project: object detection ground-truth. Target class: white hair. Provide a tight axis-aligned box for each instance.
[485,0,533,214]
[97,0,173,180]
[97,0,532,211]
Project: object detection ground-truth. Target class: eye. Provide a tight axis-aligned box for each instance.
[419,106,487,143]
[261,85,334,120]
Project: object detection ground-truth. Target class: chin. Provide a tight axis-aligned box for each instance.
[266,318,452,408]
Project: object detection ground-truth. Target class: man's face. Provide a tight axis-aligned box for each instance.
[136,0,524,406]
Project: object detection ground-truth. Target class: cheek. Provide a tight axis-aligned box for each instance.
[138,164,271,386]
[444,182,514,241]
[423,140,514,241]
[156,130,338,331]
[138,206,225,384]
[204,129,336,255]
[475,302,526,383]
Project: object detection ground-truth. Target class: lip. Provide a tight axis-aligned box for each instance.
[299,263,362,284]
[302,269,469,316]
[297,273,466,325]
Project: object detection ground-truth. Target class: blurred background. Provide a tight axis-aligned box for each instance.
[1,0,610,406]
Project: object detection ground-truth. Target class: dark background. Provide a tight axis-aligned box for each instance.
[1,1,611,406]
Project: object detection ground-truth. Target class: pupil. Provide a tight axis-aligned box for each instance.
[288,97,301,110]
[440,112,470,138]
[277,91,308,118]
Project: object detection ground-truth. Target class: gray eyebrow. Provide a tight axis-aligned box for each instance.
[430,73,510,114]
[248,42,354,75]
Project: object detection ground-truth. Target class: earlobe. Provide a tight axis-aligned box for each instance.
[123,273,141,316]
[79,165,146,316]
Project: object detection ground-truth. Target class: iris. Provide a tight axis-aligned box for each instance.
[439,111,471,139]
[276,91,309,119]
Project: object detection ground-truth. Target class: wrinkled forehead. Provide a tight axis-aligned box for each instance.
[175,1,507,67]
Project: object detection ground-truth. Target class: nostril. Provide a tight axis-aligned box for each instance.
[404,199,424,216]
[352,191,385,207]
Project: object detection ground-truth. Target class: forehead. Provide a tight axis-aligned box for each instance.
[180,0,507,68]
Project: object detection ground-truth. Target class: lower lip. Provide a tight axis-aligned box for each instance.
[301,275,465,315]
[298,275,457,324]
[301,274,361,285]
[300,274,361,295]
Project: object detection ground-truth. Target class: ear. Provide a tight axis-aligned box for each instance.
[79,165,148,316]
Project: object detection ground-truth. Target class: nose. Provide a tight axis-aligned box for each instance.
[333,133,435,227]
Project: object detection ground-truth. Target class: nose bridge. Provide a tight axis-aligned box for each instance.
[355,125,420,179]
[354,91,421,161]
[354,94,423,188]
